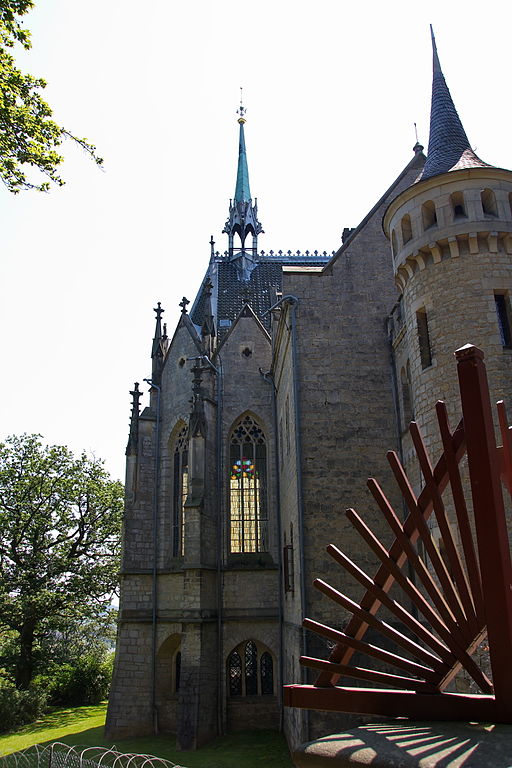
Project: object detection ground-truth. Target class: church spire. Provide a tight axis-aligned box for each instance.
[420,26,491,181]
[234,99,251,203]
[223,92,264,281]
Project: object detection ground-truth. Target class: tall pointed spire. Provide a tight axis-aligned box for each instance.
[420,26,491,181]
[223,91,264,281]
[234,99,251,203]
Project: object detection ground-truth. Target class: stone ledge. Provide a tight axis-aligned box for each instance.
[292,721,512,767]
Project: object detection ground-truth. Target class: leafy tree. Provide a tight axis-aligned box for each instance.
[0,0,102,192]
[0,434,123,689]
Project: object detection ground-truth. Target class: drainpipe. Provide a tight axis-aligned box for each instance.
[143,377,161,735]
[261,367,284,731]
[216,354,224,736]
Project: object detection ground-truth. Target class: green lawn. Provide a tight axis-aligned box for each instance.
[0,703,293,768]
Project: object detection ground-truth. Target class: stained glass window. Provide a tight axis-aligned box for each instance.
[229,415,267,553]
[245,641,258,695]
[173,425,188,557]
[228,650,242,696]
[227,641,274,697]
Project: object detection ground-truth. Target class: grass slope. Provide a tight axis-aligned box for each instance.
[0,704,293,768]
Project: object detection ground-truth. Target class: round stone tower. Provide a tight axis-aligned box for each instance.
[384,29,512,473]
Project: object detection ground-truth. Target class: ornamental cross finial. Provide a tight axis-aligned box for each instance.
[237,86,246,123]
[154,301,164,320]
[179,296,190,314]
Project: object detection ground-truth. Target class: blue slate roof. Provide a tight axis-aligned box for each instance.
[419,28,492,181]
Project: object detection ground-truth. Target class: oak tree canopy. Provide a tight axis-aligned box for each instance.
[0,0,102,192]
[0,434,123,688]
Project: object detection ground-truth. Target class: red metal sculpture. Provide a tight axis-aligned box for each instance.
[284,344,512,722]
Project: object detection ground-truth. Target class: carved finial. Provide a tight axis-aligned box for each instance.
[237,86,246,123]
[210,234,215,257]
[154,301,164,321]
[189,360,207,438]
[130,381,141,405]
[126,382,142,456]
[413,122,424,154]
[179,297,190,314]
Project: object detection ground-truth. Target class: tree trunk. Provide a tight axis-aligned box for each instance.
[15,619,36,689]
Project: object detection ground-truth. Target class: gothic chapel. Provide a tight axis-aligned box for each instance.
[107,31,512,750]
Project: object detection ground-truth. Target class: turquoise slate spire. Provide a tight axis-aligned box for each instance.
[420,26,491,181]
[223,95,264,281]
[234,117,251,203]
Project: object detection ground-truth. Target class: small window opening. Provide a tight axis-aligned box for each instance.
[481,188,498,217]
[451,191,466,219]
[495,293,512,347]
[242,346,252,357]
[178,357,186,368]
[283,530,294,593]
[416,308,432,369]
[422,201,437,230]
[401,214,412,245]
[400,364,413,430]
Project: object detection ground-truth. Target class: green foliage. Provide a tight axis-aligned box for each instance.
[0,434,123,689]
[34,651,113,707]
[0,0,102,192]
[0,680,48,732]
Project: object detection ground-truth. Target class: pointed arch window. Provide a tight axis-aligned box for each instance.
[227,641,274,697]
[260,652,274,695]
[245,640,258,695]
[229,415,268,553]
[173,425,188,557]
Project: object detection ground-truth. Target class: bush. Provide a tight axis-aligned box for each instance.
[35,652,113,707]
[0,682,48,732]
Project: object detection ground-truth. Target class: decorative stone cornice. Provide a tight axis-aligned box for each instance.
[394,229,512,290]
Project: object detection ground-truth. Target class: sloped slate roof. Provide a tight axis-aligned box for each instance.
[191,253,330,339]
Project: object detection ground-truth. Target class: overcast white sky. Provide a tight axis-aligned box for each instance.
[1,0,511,481]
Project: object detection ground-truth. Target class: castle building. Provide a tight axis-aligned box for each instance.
[106,31,512,750]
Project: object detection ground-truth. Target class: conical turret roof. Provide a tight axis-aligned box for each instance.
[419,27,492,181]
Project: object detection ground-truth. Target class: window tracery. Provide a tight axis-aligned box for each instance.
[173,425,188,557]
[227,640,274,697]
[229,415,268,553]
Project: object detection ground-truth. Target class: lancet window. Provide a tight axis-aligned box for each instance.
[229,415,268,554]
[227,640,274,697]
[173,425,188,557]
